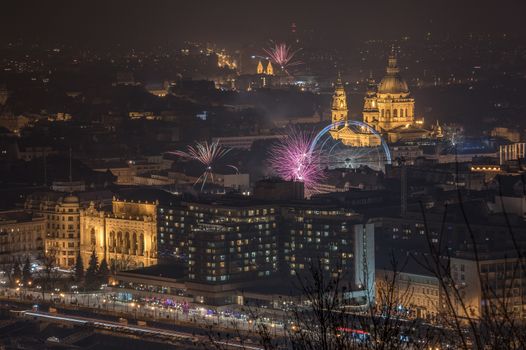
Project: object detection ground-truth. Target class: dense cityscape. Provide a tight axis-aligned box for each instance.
[1,1,526,349]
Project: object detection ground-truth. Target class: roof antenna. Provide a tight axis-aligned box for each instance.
[69,145,72,182]
[43,152,47,186]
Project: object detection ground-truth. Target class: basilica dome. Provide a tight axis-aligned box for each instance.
[62,195,79,204]
[378,73,409,94]
[377,54,409,95]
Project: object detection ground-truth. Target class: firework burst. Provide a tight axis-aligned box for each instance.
[263,43,302,73]
[268,128,324,194]
[171,140,230,191]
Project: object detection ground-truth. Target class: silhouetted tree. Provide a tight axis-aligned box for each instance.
[12,261,22,287]
[22,257,32,285]
[74,253,84,283]
[85,250,99,290]
[40,248,60,300]
[98,258,110,285]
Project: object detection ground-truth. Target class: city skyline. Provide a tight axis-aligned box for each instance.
[1,1,526,349]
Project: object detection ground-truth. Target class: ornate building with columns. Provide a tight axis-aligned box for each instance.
[367,51,416,131]
[329,75,382,147]
[330,49,428,146]
[80,198,158,272]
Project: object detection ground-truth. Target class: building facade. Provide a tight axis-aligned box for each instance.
[0,210,46,266]
[80,199,158,272]
[376,269,442,321]
[25,193,81,268]
[186,203,279,285]
[157,195,375,307]
[330,48,428,147]
[282,205,375,305]
[450,255,526,320]
[329,76,382,147]
[367,52,415,132]
[24,189,112,268]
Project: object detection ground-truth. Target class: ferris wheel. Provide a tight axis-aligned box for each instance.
[309,120,392,172]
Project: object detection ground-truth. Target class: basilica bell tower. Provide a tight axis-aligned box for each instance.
[331,75,348,127]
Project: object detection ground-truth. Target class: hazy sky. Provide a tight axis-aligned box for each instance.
[2,0,525,47]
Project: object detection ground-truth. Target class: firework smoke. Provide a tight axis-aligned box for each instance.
[268,128,324,194]
[263,43,301,73]
[171,140,230,191]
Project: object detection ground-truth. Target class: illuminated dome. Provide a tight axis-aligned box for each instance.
[62,195,79,204]
[377,54,409,95]
[378,74,409,94]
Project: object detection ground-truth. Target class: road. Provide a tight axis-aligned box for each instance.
[1,286,282,345]
[19,310,263,350]
[1,285,286,336]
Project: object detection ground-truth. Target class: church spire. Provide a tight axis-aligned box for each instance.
[265,61,274,75]
[257,60,264,74]
[335,71,345,92]
[366,71,377,96]
[331,74,348,126]
[387,45,399,74]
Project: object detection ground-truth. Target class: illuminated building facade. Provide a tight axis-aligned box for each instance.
[235,58,277,90]
[449,254,526,320]
[499,143,526,165]
[80,199,158,272]
[330,48,428,146]
[25,193,81,268]
[44,195,81,268]
[158,194,374,307]
[368,51,416,131]
[329,75,381,147]
[185,203,279,284]
[376,268,442,321]
[158,199,279,305]
[24,189,112,268]
[257,60,274,76]
[0,210,46,266]
[282,205,375,304]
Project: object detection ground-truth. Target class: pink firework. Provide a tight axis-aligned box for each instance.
[263,43,302,72]
[170,141,230,191]
[268,129,324,193]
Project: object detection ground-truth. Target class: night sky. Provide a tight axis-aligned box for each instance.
[1,0,525,47]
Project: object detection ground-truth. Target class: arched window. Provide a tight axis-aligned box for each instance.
[109,231,115,252]
[117,232,123,253]
[124,232,130,253]
[405,108,408,117]
[400,109,404,118]
[151,235,157,258]
[393,109,398,118]
[386,110,391,118]
[90,228,96,246]
[139,233,145,256]
[132,232,137,255]
[381,110,385,118]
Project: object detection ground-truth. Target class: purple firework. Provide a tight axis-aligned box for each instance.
[263,43,302,73]
[268,128,324,193]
